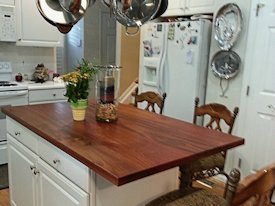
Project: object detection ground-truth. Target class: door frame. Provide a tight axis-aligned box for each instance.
[234,0,263,176]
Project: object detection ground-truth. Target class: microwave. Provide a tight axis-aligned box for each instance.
[0,5,16,42]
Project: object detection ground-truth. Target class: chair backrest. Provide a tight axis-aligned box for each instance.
[231,163,275,206]
[193,97,239,134]
[134,88,166,114]
[224,163,275,206]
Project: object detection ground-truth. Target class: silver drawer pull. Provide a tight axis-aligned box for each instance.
[33,170,40,175]
[53,159,60,164]
[15,131,20,136]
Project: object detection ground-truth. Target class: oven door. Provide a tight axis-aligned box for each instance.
[0,90,28,164]
[0,90,28,105]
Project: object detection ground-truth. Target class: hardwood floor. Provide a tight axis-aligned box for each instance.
[0,188,9,206]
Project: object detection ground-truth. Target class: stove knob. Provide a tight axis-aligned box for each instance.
[3,63,8,69]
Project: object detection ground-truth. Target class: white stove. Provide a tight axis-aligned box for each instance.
[0,62,28,165]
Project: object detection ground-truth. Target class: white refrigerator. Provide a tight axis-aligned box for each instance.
[138,19,212,122]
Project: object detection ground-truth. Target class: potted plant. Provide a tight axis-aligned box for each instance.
[61,59,98,121]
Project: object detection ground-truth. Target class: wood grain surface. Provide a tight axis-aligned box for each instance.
[2,101,244,186]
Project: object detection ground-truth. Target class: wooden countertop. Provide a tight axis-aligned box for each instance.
[2,101,244,186]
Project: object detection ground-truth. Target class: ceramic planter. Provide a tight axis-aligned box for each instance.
[70,99,88,121]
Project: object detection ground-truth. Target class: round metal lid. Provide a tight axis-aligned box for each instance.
[211,50,241,79]
[214,3,243,50]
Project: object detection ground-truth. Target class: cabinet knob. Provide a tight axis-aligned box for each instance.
[30,165,35,171]
[53,94,56,97]
[15,131,20,136]
[53,159,60,164]
[267,104,275,109]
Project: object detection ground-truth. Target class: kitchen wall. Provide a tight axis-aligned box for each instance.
[119,26,140,94]
[206,0,251,113]
[0,42,56,80]
[205,0,252,172]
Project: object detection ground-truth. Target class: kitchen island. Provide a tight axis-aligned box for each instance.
[3,101,244,206]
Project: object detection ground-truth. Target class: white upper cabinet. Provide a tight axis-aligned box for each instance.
[162,0,216,17]
[184,0,216,15]
[15,0,63,47]
[161,0,185,17]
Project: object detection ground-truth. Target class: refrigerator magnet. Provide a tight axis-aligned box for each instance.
[168,24,175,40]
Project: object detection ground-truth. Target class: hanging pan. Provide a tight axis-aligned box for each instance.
[36,0,93,33]
[111,0,163,35]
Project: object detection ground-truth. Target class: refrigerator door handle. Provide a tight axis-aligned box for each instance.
[157,24,168,94]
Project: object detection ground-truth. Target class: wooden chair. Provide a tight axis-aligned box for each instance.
[180,97,239,188]
[146,163,275,206]
[134,88,167,114]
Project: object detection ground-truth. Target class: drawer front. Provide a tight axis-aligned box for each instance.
[38,138,90,192]
[29,89,67,103]
[7,117,38,153]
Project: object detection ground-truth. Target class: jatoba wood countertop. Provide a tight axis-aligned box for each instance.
[2,101,244,186]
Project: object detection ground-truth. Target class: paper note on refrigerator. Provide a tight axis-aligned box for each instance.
[186,50,194,64]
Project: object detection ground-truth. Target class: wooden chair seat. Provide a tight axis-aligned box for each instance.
[187,153,225,180]
[146,163,275,206]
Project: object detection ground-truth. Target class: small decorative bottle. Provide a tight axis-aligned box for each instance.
[95,65,120,122]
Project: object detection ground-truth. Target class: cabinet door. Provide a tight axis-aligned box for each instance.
[7,134,38,206]
[161,0,185,17]
[184,0,216,15]
[37,159,89,206]
[15,0,63,47]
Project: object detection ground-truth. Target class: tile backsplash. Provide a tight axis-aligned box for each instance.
[0,42,56,80]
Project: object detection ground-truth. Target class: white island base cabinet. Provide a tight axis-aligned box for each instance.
[37,159,89,206]
[8,134,37,206]
[7,118,178,206]
[7,134,89,206]
[94,168,178,206]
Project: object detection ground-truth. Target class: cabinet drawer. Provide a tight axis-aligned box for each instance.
[7,117,38,153]
[38,138,90,192]
[29,89,67,103]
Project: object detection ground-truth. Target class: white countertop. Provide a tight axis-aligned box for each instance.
[20,81,65,90]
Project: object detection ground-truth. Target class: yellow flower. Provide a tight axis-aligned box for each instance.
[60,59,98,103]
